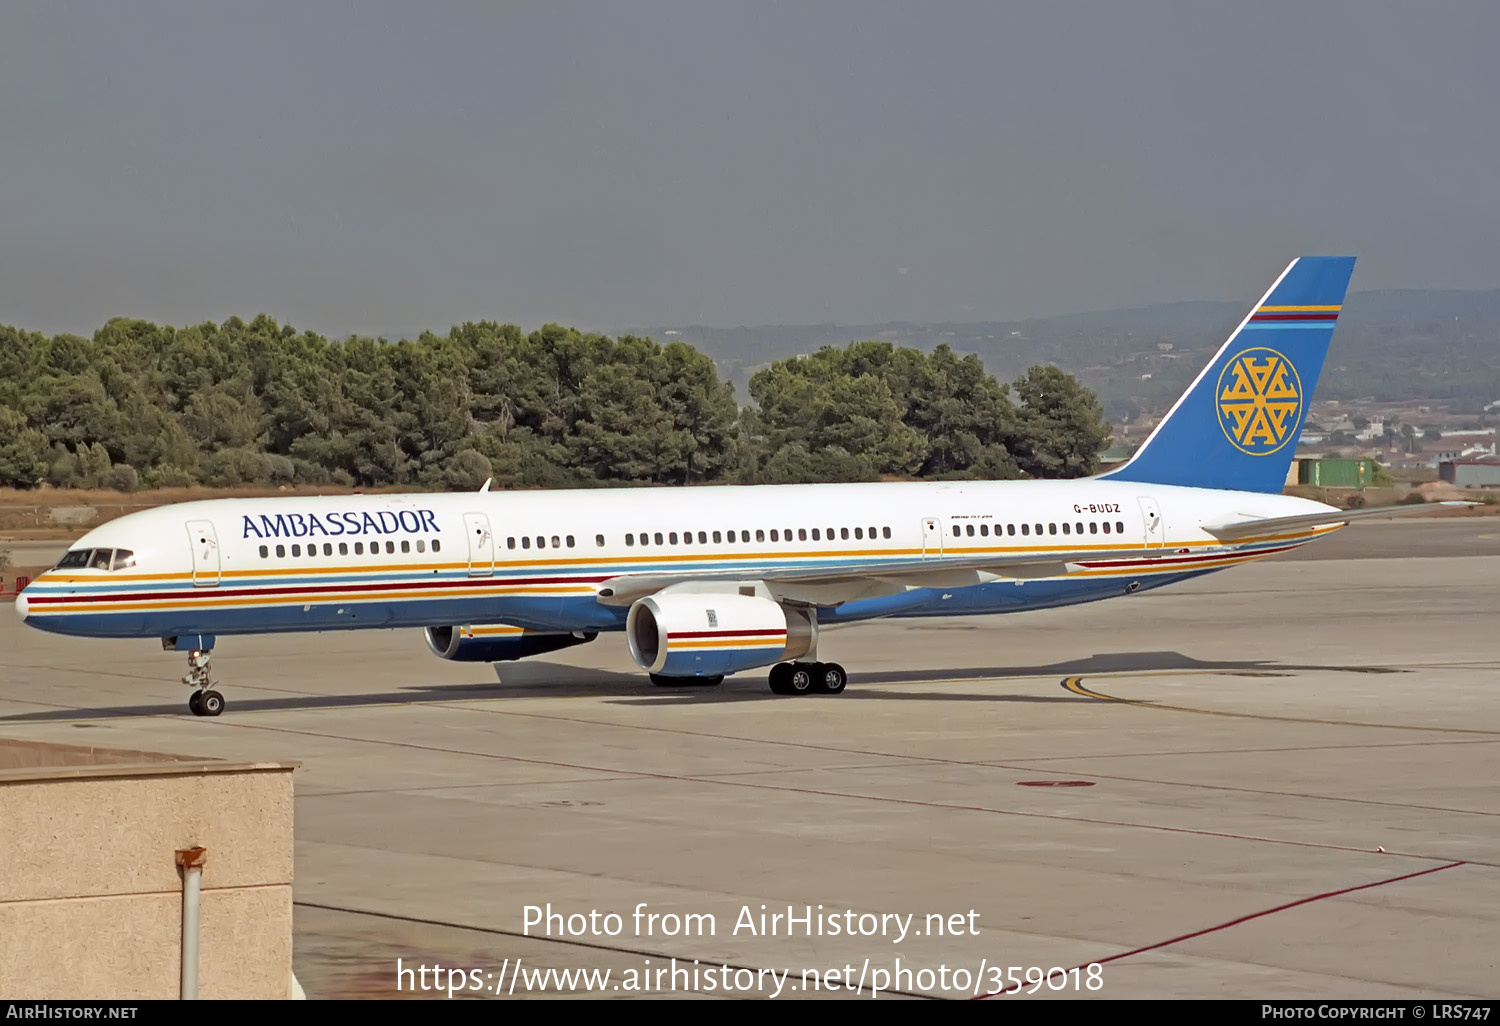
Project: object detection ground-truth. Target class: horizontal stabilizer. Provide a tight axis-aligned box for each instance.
[1201,501,1477,540]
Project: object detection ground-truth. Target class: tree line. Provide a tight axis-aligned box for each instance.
[0,317,1112,491]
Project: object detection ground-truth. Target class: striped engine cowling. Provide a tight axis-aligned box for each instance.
[425,622,598,662]
[626,593,816,677]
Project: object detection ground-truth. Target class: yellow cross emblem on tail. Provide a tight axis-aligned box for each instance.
[1216,348,1302,455]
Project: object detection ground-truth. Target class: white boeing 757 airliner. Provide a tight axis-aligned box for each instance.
[15,257,1464,715]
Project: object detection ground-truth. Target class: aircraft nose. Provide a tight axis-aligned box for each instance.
[13,589,28,620]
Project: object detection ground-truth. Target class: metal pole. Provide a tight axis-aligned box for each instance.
[175,847,207,1000]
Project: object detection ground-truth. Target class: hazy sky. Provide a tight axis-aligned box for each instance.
[1,2,1496,339]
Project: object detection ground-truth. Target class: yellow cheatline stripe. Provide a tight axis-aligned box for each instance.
[1258,304,1342,311]
[670,638,786,650]
[33,585,597,614]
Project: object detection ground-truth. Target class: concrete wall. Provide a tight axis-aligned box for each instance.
[0,739,296,999]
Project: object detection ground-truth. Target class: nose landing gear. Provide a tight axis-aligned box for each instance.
[182,649,225,717]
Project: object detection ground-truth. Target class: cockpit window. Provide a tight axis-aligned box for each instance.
[53,548,136,570]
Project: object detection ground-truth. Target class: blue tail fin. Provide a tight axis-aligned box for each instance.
[1101,256,1356,493]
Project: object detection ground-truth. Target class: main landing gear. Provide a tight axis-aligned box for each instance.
[182,649,225,717]
[768,661,847,696]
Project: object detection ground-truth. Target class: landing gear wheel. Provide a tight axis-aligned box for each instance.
[199,690,225,716]
[700,675,725,686]
[768,664,793,695]
[787,664,815,695]
[188,691,205,716]
[814,663,847,695]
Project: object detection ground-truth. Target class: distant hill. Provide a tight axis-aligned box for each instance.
[647,288,1500,419]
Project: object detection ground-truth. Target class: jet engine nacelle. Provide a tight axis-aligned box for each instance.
[425,624,597,662]
[626,593,815,677]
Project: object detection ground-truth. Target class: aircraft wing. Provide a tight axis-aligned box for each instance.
[594,546,1161,606]
[1200,501,1477,541]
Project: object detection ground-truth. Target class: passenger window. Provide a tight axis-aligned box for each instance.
[507,537,516,549]
[414,540,423,553]
[770,529,779,542]
[432,540,441,552]
[1117,521,1125,533]
[1089,522,1098,534]
[1062,523,1070,535]
[259,545,269,558]
[536,537,546,549]
[1102,522,1111,534]
[854,527,863,540]
[980,524,989,537]
[669,532,678,545]
[654,532,664,545]
[596,535,605,547]
[566,536,574,548]
[276,544,286,557]
[1049,523,1057,535]
[522,537,531,549]
[756,529,766,542]
[882,527,891,539]
[1021,524,1030,536]
[1035,524,1044,535]
[725,530,735,542]
[1007,524,1016,536]
[697,531,707,544]
[386,541,396,554]
[291,544,301,557]
[90,549,113,570]
[354,542,363,555]
[340,542,349,555]
[1076,522,1084,535]
[323,543,333,555]
[967,525,976,537]
[841,528,849,540]
[811,529,820,541]
[553,536,562,548]
[308,546,317,558]
[712,531,722,543]
[952,524,961,538]
[798,529,807,541]
[626,534,635,546]
[401,540,410,553]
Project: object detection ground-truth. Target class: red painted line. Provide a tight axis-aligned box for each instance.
[973,861,1466,998]
[1249,313,1339,321]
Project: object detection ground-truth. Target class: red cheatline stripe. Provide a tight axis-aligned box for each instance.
[973,860,1465,999]
[1249,313,1339,321]
[21,573,614,606]
[668,629,787,640]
